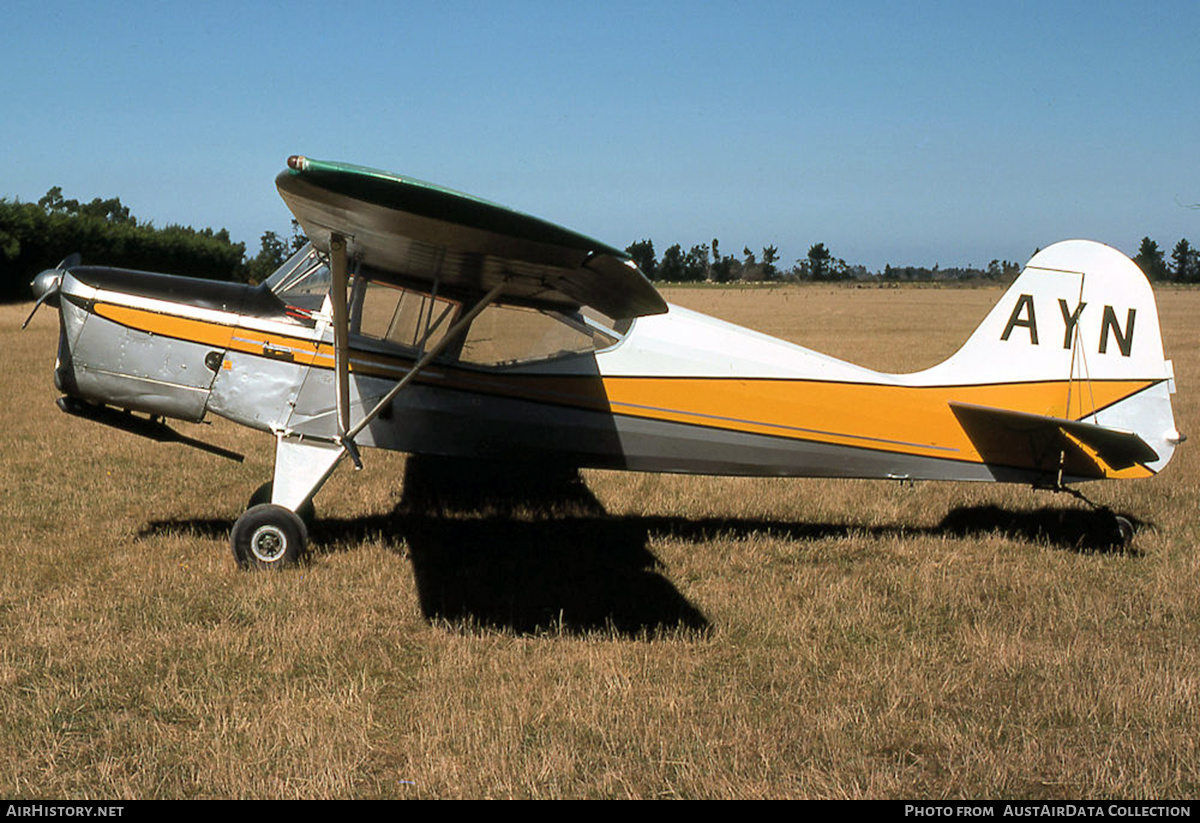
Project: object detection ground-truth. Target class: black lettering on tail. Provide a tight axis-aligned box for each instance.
[1099,306,1136,356]
[1058,299,1087,350]
[1001,294,1038,344]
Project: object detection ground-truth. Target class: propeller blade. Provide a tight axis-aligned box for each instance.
[21,288,56,329]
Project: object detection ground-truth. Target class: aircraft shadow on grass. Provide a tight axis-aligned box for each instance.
[139,459,1144,636]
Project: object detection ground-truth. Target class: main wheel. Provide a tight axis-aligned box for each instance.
[247,482,315,529]
[231,504,308,570]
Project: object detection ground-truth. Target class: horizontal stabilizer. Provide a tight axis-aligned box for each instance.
[949,401,1159,477]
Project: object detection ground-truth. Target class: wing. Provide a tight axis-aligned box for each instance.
[276,155,666,320]
[949,401,1160,478]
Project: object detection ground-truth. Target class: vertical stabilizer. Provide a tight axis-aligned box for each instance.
[916,240,1179,473]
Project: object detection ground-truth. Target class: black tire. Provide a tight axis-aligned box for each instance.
[248,482,315,529]
[1113,515,1135,546]
[231,504,308,570]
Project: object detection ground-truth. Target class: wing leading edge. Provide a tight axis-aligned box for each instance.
[276,156,667,320]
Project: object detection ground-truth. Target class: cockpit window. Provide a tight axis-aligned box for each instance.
[355,279,460,354]
[350,272,626,368]
[264,244,332,312]
[458,303,620,367]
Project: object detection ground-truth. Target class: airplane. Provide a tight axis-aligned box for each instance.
[24,155,1182,568]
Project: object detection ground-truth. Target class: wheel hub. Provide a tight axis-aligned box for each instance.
[250,524,288,562]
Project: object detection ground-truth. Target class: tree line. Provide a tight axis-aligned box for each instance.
[1132,236,1200,283]
[626,235,1200,284]
[0,188,304,301]
[2,186,1197,303]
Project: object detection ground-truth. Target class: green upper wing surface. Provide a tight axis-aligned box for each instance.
[276,156,666,319]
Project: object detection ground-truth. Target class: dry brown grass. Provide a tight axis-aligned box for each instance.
[1,283,1198,799]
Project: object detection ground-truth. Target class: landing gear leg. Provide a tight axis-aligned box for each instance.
[230,435,345,570]
[248,482,315,529]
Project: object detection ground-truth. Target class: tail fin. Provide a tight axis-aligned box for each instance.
[918,239,1180,474]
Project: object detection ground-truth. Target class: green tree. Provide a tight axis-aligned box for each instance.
[761,245,779,280]
[1171,238,1197,283]
[658,243,686,281]
[1134,237,1168,281]
[78,196,134,225]
[245,230,290,283]
[36,188,135,225]
[710,239,740,282]
[739,246,761,281]
[288,219,308,254]
[625,239,657,280]
[37,186,66,213]
[807,242,833,281]
[683,243,709,282]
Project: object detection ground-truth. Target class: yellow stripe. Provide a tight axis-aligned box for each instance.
[96,303,238,350]
[597,377,1153,463]
[97,302,334,366]
[94,301,1155,468]
[97,303,438,375]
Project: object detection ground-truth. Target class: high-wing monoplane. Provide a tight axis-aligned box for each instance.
[26,156,1182,567]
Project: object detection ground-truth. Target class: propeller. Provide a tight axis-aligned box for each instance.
[21,253,79,329]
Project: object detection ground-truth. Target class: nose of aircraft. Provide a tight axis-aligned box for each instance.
[21,254,79,329]
[30,267,63,304]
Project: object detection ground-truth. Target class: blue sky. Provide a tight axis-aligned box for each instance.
[3,0,1197,271]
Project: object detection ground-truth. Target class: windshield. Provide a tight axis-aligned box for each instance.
[264,243,332,312]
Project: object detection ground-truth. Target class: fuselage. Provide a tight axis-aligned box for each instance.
[47,256,1174,486]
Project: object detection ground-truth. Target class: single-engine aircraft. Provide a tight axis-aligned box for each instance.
[25,156,1182,567]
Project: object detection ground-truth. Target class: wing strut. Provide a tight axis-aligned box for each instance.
[276,239,505,517]
[327,233,506,467]
[330,235,354,449]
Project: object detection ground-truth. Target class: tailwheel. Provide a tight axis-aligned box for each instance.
[231,504,308,570]
[1051,484,1137,549]
[1111,513,1135,546]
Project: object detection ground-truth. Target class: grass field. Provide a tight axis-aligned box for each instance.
[1,283,1197,799]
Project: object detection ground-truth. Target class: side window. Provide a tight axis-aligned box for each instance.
[458,303,619,367]
[351,278,625,368]
[356,281,459,353]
